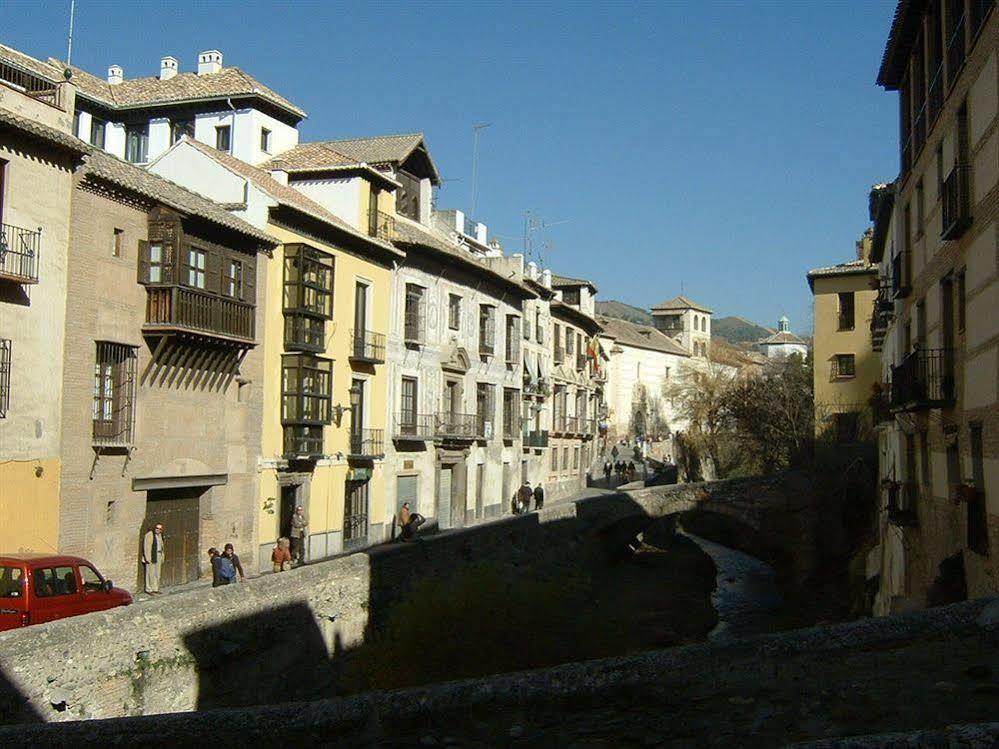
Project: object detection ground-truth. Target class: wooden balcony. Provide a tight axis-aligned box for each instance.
[283,425,324,459]
[890,348,955,412]
[350,329,386,364]
[145,286,255,344]
[0,222,40,284]
[284,313,325,353]
[349,428,385,459]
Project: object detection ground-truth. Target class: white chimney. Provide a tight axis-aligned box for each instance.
[159,56,178,81]
[107,65,123,85]
[269,170,289,186]
[541,269,552,289]
[526,261,539,280]
[197,50,223,76]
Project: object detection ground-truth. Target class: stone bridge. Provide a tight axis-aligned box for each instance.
[0,475,836,731]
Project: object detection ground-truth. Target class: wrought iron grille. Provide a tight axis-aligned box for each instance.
[0,223,41,283]
[0,339,10,418]
[343,480,369,550]
[92,342,138,447]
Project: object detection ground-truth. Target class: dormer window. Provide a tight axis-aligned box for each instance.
[172,120,194,144]
[397,170,421,221]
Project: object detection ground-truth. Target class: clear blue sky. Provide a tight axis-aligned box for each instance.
[2,0,899,333]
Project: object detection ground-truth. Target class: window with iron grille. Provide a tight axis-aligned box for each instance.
[0,339,10,418]
[832,354,856,379]
[92,342,138,446]
[448,294,461,331]
[404,284,425,342]
[344,479,370,550]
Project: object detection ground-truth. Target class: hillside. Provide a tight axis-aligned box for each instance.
[711,316,774,344]
[594,300,653,325]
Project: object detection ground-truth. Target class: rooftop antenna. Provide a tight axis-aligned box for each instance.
[470,123,491,218]
[523,210,569,266]
[66,0,76,66]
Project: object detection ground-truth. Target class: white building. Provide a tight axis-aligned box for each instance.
[0,44,305,167]
[758,317,809,359]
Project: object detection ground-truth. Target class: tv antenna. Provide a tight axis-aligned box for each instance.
[470,123,491,218]
[523,210,569,266]
[66,0,76,65]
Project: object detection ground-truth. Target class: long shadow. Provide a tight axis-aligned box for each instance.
[0,669,42,725]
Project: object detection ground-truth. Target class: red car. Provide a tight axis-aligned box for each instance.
[0,554,133,631]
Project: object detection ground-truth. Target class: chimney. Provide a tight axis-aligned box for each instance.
[159,56,178,81]
[107,65,123,85]
[197,50,223,76]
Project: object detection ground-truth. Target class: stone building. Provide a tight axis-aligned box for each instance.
[871,0,998,613]
[547,275,603,500]
[519,263,556,491]
[597,314,691,446]
[0,77,82,554]
[148,136,401,568]
[808,238,880,442]
[757,317,810,360]
[0,43,305,167]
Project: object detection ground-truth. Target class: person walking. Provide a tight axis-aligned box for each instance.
[517,481,533,514]
[604,461,612,487]
[397,502,412,541]
[289,505,309,565]
[271,537,292,572]
[533,483,545,511]
[141,523,165,595]
[223,543,245,582]
[627,460,636,482]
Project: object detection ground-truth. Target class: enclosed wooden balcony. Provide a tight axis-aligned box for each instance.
[283,425,324,459]
[0,222,40,284]
[145,285,255,343]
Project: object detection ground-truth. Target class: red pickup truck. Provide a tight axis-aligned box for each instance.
[0,554,133,630]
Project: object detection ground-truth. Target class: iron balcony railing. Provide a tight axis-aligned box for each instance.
[0,60,58,101]
[434,412,478,439]
[0,223,41,284]
[349,428,384,458]
[284,314,325,352]
[145,286,255,343]
[887,481,919,527]
[927,65,944,125]
[350,329,386,363]
[890,348,955,411]
[941,165,972,240]
[343,513,368,550]
[394,412,435,440]
[870,281,894,352]
[891,252,909,298]
[367,208,395,242]
[522,429,549,448]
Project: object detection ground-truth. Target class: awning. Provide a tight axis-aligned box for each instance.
[537,354,548,383]
[523,350,537,387]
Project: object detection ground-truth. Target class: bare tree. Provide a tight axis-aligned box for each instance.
[664,360,738,477]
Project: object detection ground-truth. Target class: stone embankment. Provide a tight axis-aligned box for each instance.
[1,597,997,746]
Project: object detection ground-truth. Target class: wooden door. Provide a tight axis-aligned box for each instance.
[144,488,202,588]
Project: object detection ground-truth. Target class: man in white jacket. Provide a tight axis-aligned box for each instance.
[141,523,165,594]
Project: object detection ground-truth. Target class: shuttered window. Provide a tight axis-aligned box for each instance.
[397,475,418,515]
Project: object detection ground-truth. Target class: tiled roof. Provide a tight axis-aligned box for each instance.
[759,331,808,346]
[311,133,440,183]
[0,105,271,244]
[179,138,400,257]
[82,150,276,245]
[806,259,876,290]
[0,45,305,118]
[393,217,535,299]
[551,273,598,292]
[263,141,363,170]
[651,294,712,313]
[597,315,689,357]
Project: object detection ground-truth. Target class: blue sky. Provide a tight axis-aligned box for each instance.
[2,0,899,332]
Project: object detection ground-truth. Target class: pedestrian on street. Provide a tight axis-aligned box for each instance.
[223,543,245,582]
[289,505,308,565]
[209,547,236,587]
[604,461,612,487]
[518,481,533,514]
[141,523,165,595]
[272,537,292,572]
[533,483,545,511]
[628,460,636,481]
[397,502,412,541]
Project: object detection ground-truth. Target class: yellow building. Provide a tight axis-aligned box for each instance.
[148,137,403,568]
[807,233,881,442]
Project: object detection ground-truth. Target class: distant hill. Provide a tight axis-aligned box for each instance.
[712,316,774,344]
[595,300,653,325]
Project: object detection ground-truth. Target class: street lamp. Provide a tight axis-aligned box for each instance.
[334,383,363,426]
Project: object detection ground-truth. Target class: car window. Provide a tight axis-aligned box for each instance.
[80,565,104,592]
[34,567,77,598]
[0,566,24,598]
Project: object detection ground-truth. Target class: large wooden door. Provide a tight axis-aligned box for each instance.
[144,488,202,588]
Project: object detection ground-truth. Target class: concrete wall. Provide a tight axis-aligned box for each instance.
[0,94,78,553]
[291,176,363,231]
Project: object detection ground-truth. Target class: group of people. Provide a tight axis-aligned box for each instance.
[208,544,246,587]
[139,523,249,594]
[512,481,545,514]
[602,460,637,486]
[396,501,426,541]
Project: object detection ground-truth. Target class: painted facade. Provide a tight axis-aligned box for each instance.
[871,1,999,613]
[0,81,81,554]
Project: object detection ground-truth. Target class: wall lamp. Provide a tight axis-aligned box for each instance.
[333,383,363,426]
